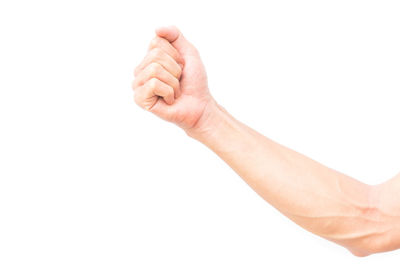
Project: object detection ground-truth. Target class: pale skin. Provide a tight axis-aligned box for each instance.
[132,26,400,257]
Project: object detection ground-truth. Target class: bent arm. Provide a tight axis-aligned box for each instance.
[133,26,400,256]
[186,101,400,257]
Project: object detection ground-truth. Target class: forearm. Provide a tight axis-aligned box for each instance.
[186,101,394,256]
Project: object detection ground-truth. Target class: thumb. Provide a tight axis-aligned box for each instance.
[155,26,198,56]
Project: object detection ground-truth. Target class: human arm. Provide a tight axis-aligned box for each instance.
[132,26,400,257]
[186,100,400,257]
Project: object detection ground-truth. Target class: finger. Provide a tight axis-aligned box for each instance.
[134,47,182,79]
[155,26,198,56]
[132,62,181,99]
[155,26,181,43]
[134,78,175,110]
[148,36,184,67]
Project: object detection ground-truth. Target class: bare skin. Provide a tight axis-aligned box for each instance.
[132,26,400,257]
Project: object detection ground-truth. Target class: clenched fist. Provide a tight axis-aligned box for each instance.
[132,26,218,132]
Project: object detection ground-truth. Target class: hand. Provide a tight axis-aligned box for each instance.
[132,26,217,132]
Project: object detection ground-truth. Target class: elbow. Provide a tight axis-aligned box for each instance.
[331,218,391,257]
[346,219,397,257]
[347,188,393,257]
[347,242,380,257]
[349,250,372,257]
[346,186,393,257]
[347,236,388,257]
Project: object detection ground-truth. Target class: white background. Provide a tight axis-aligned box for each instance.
[0,0,400,266]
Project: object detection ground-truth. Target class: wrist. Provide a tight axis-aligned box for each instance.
[184,99,227,142]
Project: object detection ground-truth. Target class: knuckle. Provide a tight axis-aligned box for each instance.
[148,62,162,77]
[164,83,173,94]
[148,78,159,90]
[176,66,182,78]
[172,77,180,90]
[131,78,139,90]
[168,86,175,98]
[133,66,140,77]
[151,47,163,58]
[133,93,141,106]
[149,37,159,49]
